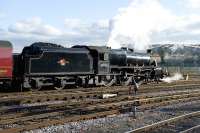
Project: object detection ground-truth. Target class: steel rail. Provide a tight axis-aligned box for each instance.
[180,124,200,133]
[126,111,200,133]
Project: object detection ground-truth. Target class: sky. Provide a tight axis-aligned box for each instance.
[0,0,130,52]
[1,0,200,52]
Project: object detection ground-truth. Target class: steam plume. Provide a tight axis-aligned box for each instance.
[161,73,184,83]
[107,0,176,51]
[108,0,200,51]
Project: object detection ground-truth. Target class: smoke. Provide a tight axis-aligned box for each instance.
[108,0,200,51]
[161,73,184,83]
[108,0,176,51]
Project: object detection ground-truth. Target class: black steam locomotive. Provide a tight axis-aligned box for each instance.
[9,42,164,90]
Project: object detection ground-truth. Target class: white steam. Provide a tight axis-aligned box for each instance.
[107,0,200,51]
[108,0,175,51]
[161,73,184,83]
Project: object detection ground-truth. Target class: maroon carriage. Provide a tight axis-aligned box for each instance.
[0,41,13,87]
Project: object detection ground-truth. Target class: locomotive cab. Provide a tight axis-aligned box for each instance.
[87,46,110,75]
[73,45,111,75]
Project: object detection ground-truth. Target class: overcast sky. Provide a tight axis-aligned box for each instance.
[1,0,200,52]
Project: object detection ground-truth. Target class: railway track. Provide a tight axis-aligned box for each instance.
[1,81,200,106]
[127,111,200,133]
[0,89,200,133]
[180,125,200,133]
[0,89,199,120]
[1,80,199,97]
[0,80,199,96]
[0,80,200,132]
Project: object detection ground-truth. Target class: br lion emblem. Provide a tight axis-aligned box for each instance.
[57,58,69,66]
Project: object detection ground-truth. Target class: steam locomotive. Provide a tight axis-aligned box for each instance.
[0,41,164,91]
